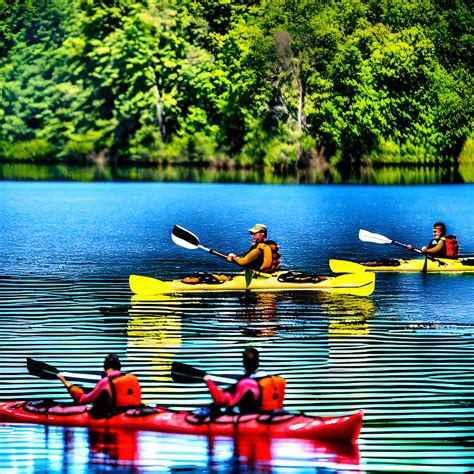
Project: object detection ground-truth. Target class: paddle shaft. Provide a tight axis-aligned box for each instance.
[198,245,228,260]
[391,239,447,265]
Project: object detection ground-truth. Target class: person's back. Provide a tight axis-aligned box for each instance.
[204,347,286,414]
[227,224,280,273]
[422,222,459,258]
[58,354,142,417]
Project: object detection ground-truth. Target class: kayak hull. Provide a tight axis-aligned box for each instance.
[334,258,474,273]
[129,272,376,297]
[0,402,363,443]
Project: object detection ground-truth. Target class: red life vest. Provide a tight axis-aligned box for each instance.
[444,235,459,258]
[109,373,142,407]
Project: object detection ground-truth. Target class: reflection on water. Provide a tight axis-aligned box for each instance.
[0,424,361,473]
[1,161,472,184]
[128,295,182,393]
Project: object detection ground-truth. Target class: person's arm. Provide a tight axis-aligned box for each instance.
[422,238,445,254]
[260,244,274,271]
[204,376,259,407]
[58,374,109,405]
[230,247,262,267]
[58,374,85,403]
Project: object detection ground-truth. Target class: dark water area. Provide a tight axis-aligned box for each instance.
[0,182,473,472]
[1,161,473,185]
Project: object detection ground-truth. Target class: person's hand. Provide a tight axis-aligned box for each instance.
[227,253,236,262]
[57,373,72,389]
[421,247,427,253]
[407,245,413,250]
[203,375,211,382]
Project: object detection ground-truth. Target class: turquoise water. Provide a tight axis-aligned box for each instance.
[0,182,473,472]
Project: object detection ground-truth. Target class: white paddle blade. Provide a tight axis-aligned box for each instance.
[171,232,199,249]
[358,229,392,244]
[171,225,200,250]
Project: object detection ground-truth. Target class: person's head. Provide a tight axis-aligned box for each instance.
[433,222,446,239]
[243,347,259,375]
[249,224,267,243]
[104,354,121,371]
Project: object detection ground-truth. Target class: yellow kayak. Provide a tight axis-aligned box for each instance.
[330,258,474,273]
[129,271,376,297]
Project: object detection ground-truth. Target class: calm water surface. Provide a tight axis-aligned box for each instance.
[0,182,473,473]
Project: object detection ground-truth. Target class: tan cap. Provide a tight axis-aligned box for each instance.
[249,223,267,234]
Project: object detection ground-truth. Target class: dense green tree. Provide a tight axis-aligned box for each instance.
[0,0,472,166]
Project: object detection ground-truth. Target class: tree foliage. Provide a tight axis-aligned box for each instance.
[0,0,472,166]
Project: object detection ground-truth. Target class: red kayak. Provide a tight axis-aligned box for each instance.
[0,401,363,443]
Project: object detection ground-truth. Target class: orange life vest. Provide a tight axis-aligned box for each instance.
[265,241,281,273]
[109,373,142,407]
[258,375,286,411]
[444,235,459,258]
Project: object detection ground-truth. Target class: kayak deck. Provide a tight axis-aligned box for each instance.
[0,402,363,442]
[129,271,375,297]
[332,258,474,273]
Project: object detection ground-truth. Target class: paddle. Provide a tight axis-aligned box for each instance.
[358,229,446,268]
[26,357,101,382]
[171,361,238,385]
[171,225,229,260]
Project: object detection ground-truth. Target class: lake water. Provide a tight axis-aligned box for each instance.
[0,181,473,472]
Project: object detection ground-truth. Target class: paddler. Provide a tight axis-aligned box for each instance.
[407,222,459,258]
[58,354,142,416]
[227,224,280,273]
[204,347,286,414]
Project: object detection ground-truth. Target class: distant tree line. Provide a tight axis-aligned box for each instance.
[0,0,472,168]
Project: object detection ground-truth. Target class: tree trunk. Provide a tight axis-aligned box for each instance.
[152,83,166,141]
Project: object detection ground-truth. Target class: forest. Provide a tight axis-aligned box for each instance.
[0,0,472,169]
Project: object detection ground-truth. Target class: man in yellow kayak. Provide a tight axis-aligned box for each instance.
[58,354,142,416]
[407,222,459,258]
[227,224,280,273]
[204,347,286,414]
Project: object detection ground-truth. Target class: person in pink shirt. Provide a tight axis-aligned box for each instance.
[204,347,262,414]
[58,354,141,417]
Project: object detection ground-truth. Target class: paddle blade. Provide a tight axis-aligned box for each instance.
[329,272,376,297]
[358,229,392,244]
[171,225,200,250]
[329,259,366,274]
[27,357,59,380]
[171,361,206,384]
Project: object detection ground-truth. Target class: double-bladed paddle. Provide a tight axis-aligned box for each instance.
[171,225,255,286]
[171,361,237,384]
[26,357,101,382]
[358,229,446,269]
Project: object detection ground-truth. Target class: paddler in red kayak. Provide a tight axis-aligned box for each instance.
[407,222,459,258]
[227,224,281,273]
[204,347,286,414]
[58,354,142,416]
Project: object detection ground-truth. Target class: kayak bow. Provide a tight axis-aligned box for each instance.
[129,271,376,297]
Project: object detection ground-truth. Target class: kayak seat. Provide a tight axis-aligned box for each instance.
[22,400,88,416]
[360,258,402,267]
[186,409,258,426]
[256,411,301,424]
[277,272,327,284]
[182,272,233,285]
[125,405,165,417]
